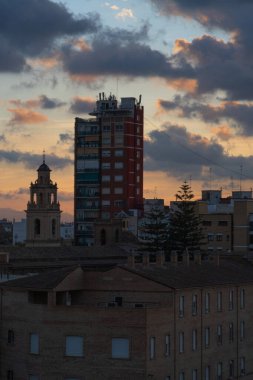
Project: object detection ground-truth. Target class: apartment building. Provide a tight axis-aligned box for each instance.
[74,93,144,246]
[1,254,253,379]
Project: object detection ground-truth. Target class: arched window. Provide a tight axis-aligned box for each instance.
[52,219,56,235]
[100,229,106,245]
[115,229,119,243]
[34,219,40,235]
[39,193,43,205]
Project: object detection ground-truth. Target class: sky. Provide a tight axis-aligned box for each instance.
[1,0,253,220]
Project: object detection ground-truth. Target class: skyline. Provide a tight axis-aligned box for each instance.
[1,0,253,220]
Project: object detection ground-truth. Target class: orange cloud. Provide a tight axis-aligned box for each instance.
[212,124,233,141]
[168,78,198,93]
[69,74,99,84]
[8,108,48,125]
[9,99,40,108]
[72,38,91,52]
[173,38,190,54]
[28,55,60,69]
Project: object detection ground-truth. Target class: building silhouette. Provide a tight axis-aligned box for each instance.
[25,155,61,247]
[74,93,144,246]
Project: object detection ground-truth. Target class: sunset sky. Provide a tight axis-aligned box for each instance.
[1,0,253,220]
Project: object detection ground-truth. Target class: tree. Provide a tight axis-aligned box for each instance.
[139,206,169,252]
[169,181,203,253]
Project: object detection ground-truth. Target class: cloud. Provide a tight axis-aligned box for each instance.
[0,150,73,170]
[69,97,95,114]
[116,8,134,19]
[39,95,66,109]
[0,0,100,72]
[145,124,253,180]
[148,1,253,100]
[57,133,74,144]
[0,187,29,200]
[58,191,74,202]
[7,108,48,125]
[158,95,253,136]
[60,25,194,80]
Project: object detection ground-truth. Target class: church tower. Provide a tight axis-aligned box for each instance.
[25,154,61,247]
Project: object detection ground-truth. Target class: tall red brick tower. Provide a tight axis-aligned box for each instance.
[74,93,144,245]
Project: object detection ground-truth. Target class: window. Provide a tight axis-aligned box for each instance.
[102,162,111,169]
[7,371,13,380]
[102,175,110,182]
[218,221,228,226]
[192,329,197,351]
[115,150,123,157]
[136,151,140,158]
[217,325,222,345]
[192,294,197,315]
[137,138,140,146]
[114,200,124,207]
[240,289,245,309]
[8,330,14,345]
[34,219,40,235]
[115,175,123,182]
[102,188,110,195]
[115,136,124,145]
[229,323,234,342]
[203,220,212,226]
[115,124,123,131]
[229,290,234,310]
[112,338,129,359]
[229,360,234,378]
[179,371,185,380]
[29,376,39,380]
[114,187,123,194]
[205,366,210,380]
[240,321,245,340]
[205,327,210,348]
[102,125,111,132]
[205,292,210,313]
[136,175,140,183]
[240,357,245,376]
[102,200,110,207]
[217,291,222,312]
[165,334,170,357]
[179,295,184,317]
[216,234,223,241]
[102,150,111,157]
[102,137,111,145]
[28,291,48,305]
[65,336,83,357]
[52,219,56,236]
[149,337,156,359]
[29,333,39,354]
[192,369,197,380]
[115,162,123,169]
[207,234,214,241]
[217,362,222,380]
[179,332,184,353]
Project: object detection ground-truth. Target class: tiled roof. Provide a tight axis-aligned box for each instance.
[122,257,253,289]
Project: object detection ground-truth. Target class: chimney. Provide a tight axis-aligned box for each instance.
[194,251,202,264]
[156,251,165,267]
[182,249,190,266]
[171,250,178,265]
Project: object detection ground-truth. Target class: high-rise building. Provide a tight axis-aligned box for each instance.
[74,93,144,246]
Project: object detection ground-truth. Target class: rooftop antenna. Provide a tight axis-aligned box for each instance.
[43,149,45,164]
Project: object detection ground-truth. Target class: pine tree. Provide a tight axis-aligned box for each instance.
[169,181,203,253]
[139,206,169,252]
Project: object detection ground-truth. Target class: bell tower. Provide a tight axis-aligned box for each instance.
[25,154,61,247]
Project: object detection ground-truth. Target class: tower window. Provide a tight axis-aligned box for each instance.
[100,229,106,245]
[34,219,40,235]
[52,219,56,236]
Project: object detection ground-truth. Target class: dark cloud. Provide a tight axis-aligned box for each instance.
[69,97,95,114]
[0,150,72,169]
[0,0,100,72]
[60,24,194,79]
[148,1,253,100]
[58,133,74,144]
[145,124,253,180]
[39,95,66,109]
[159,95,253,136]
[0,187,29,200]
